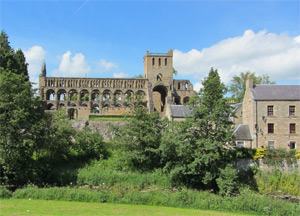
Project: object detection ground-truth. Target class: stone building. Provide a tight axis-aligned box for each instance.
[234,76,300,150]
[39,49,195,119]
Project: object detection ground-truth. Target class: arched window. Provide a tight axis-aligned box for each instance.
[185,82,188,90]
[165,58,167,66]
[152,57,155,66]
[158,58,161,66]
[178,82,180,90]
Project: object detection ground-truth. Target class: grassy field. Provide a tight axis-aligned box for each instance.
[0,199,252,216]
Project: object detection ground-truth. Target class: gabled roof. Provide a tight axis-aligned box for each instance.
[170,105,193,118]
[252,85,300,101]
[233,124,253,141]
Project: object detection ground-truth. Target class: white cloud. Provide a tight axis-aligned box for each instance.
[174,30,300,85]
[113,72,128,78]
[24,46,46,77]
[23,46,46,89]
[97,59,118,71]
[51,51,90,77]
[193,82,203,93]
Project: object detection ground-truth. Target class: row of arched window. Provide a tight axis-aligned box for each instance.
[45,78,146,89]
[45,89,146,102]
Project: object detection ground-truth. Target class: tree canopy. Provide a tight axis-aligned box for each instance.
[228,71,275,103]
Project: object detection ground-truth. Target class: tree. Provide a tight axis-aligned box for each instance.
[160,68,237,190]
[228,71,275,103]
[173,68,178,75]
[112,100,167,171]
[132,74,144,78]
[0,31,45,185]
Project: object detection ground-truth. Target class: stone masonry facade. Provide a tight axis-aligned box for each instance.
[234,76,300,150]
[39,49,195,119]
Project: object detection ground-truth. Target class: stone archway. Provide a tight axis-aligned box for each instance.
[153,85,167,112]
[68,108,77,119]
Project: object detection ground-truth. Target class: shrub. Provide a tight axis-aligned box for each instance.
[254,148,265,160]
[216,164,239,196]
[0,186,12,199]
[255,168,300,196]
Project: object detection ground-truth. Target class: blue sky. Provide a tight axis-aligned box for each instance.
[1,0,299,90]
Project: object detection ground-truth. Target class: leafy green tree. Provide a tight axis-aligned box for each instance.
[228,71,275,103]
[112,100,167,171]
[0,32,45,185]
[0,31,29,78]
[74,126,107,159]
[161,68,237,190]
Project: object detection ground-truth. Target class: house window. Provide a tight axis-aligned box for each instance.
[152,58,155,66]
[290,141,296,149]
[267,105,274,116]
[268,123,274,134]
[290,123,296,134]
[289,106,295,116]
[268,141,274,149]
[165,58,167,66]
[237,141,244,148]
[158,58,161,66]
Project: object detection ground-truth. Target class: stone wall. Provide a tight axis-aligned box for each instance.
[72,119,126,141]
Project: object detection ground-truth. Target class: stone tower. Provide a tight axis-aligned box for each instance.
[143,49,174,115]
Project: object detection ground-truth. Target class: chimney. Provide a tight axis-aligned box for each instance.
[246,75,253,90]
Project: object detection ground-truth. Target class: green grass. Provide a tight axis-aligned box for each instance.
[11,186,300,216]
[0,199,252,216]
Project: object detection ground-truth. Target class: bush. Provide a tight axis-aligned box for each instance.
[0,186,12,199]
[216,164,239,196]
[255,168,300,196]
[77,164,172,189]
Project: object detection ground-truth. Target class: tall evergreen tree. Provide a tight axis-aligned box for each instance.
[161,68,237,190]
[0,31,44,185]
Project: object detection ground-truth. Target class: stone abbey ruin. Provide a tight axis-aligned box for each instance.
[39,49,195,119]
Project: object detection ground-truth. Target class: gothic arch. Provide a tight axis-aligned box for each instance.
[69,89,78,101]
[153,85,168,112]
[46,89,55,100]
[80,89,89,101]
[47,103,55,110]
[57,89,67,101]
[92,90,100,101]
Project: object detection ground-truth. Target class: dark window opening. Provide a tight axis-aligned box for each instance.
[290,123,296,134]
[290,141,296,149]
[268,123,274,134]
[267,105,274,116]
[289,106,295,116]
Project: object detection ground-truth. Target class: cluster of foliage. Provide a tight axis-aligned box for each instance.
[0,31,107,186]
[228,71,275,102]
[255,168,300,196]
[254,148,299,164]
[111,68,240,195]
